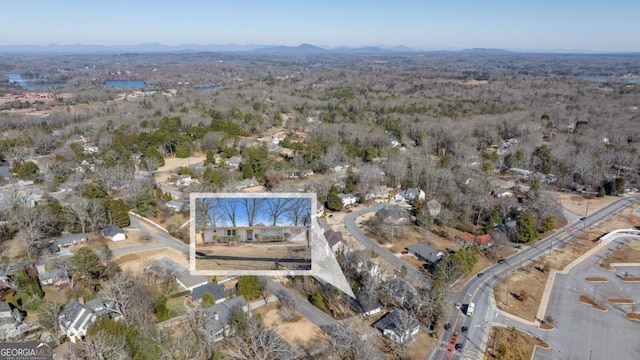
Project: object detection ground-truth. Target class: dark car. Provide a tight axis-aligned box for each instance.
[477,272,485,278]
[455,343,464,350]
[444,323,451,331]
[497,258,506,264]
[580,216,586,221]
[461,326,468,333]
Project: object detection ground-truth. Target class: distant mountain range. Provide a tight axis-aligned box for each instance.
[0,43,632,55]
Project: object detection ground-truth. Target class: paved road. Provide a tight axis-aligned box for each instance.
[129,215,190,253]
[344,203,431,287]
[432,194,640,360]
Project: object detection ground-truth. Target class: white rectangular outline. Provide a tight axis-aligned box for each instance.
[190,192,316,276]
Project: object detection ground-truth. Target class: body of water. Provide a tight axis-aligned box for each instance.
[4,73,64,89]
[576,75,640,83]
[104,80,146,89]
[195,85,219,92]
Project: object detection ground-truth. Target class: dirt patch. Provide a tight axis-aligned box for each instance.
[600,241,640,269]
[608,298,634,305]
[625,312,640,321]
[195,243,311,271]
[585,277,608,282]
[620,277,640,282]
[579,294,607,311]
[258,301,325,348]
[156,154,206,172]
[494,202,640,321]
[114,247,189,273]
[104,231,157,249]
[460,79,489,85]
[539,323,555,330]
[552,193,619,216]
[487,326,550,360]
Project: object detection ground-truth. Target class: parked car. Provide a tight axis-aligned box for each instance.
[455,343,464,350]
[401,250,409,255]
[444,323,451,331]
[461,326,468,333]
[497,258,506,264]
[455,302,461,309]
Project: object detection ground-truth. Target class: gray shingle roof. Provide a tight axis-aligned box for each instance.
[203,296,247,335]
[0,167,10,180]
[356,290,380,313]
[191,282,226,303]
[405,243,443,263]
[103,225,125,238]
[373,310,419,336]
[323,229,344,249]
[55,233,87,246]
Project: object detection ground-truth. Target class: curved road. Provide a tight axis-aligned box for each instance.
[344,203,432,287]
[433,194,640,360]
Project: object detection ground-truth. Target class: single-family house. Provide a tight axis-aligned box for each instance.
[176,176,193,188]
[427,199,442,217]
[202,296,249,342]
[144,257,208,291]
[324,229,346,253]
[84,298,110,317]
[0,301,24,341]
[38,268,70,287]
[0,166,10,180]
[176,271,209,292]
[373,310,420,344]
[365,185,390,201]
[165,200,186,212]
[509,168,531,177]
[332,162,351,172]
[103,225,126,241]
[58,298,96,343]
[189,282,227,307]
[202,226,308,243]
[405,243,443,265]
[394,188,425,203]
[377,205,411,225]
[235,178,259,191]
[68,134,86,143]
[338,193,358,207]
[55,233,87,247]
[83,146,99,154]
[356,290,381,317]
[17,179,34,187]
[457,232,493,249]
[226,156,243,170]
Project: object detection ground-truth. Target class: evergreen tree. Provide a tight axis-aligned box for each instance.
[326,186,343,211]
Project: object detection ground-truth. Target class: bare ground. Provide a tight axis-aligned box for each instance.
[195,243,311,271]
[600,241,640,269]
[552,192,620,216]
[114,247,190,273]
[494,202,640,321]
[258,302,325,349]
[156,154,206,172]
[579,294,607,311]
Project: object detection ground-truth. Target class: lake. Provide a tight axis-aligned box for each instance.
[104,80,146,89]
[4,73,64,89]
[195,85,219,92]
[576,75,640,83]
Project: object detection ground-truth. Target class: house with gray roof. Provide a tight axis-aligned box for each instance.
[0,301,24,341]
[373,310,420,344]
[405,243,443,265]
[103,225,126,241]
[226,156,243,170]
[165,200,186,212]
[189,282,227,306]
[427,199,442,217]
[356,289,381,317]
[394,188,425,203]
[202,296,249,341]
[145,257,208,291]
[324,229,345,253]
[58,298,96,343]
[377,205,411,225]
[55,233,87,247]
[38,268,70,287]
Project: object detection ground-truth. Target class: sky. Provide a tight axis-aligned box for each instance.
[201,197,311,227]
[2,0,640,52]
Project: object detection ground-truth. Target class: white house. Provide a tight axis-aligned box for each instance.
[165,200,186,212]
[373,310,420,344]
[338,193,358,207]
[356,290,381,317]
[394,188,425,203]
[103,225,126,241]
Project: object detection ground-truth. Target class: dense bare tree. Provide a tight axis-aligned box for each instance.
[10,205,55,260]
[38,301,64,345]
[320,322,380,360]
[264,198,292,226]
[220,199,239,227]
[223,317,297,360]
[285,198,311,226]
[241,198,266,227]
[101,272,154,332]
[63,196,89,234]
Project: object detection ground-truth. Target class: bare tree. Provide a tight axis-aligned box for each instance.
[10,205,54,260]
[223,317,297,360]
[241,198,265,227]
[321,322,380,360]
[196,197,221,229]
[38,301,64,345]
[83,328,131,360]
[220,199,239,227]
[286,198,311,226]
[63,196,89,234]
[101,272,154,332]
[87,199,107,234]
[264,198,292,226]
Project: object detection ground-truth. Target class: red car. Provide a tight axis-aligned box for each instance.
[401,250,409,255]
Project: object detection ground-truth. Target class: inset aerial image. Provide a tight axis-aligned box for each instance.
[193,194,313,271]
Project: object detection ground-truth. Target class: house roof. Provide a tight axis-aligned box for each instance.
[338,193,357,200]
[227,156,243,165]
[54,233,87,246]
[323,229,344,249]
[457,232,493,246]
[356,290,380,313]
[400,188,423,200]
[103,225,125,237]
[166,200,185,209]
[377,205,410,223]
[176,270,208,290]
[84,298,105,313]
[203,296,247,335]
[39,268,68,282]
[373,310,419,336]
[59,298,95,332]
[405,243,443,263]
[0,301,11,313]
[191,282,226,303]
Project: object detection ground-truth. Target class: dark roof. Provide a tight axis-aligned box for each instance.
[59,298,94,331]
[0,301,11,313]
[103,225,125,237]
[191,282,226,303]
[203,296,247,335]
[405,243,443,263]
[55,233,87,246]
[373,310,420,335]
[377,205,410,223]
[356,290,380,313]
[323,229,344,248]
[39,268,68,282]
